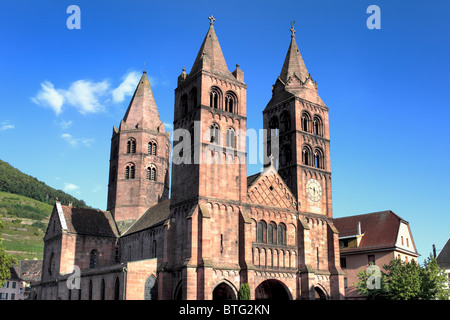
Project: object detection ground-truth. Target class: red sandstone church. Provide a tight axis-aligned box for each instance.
[33,17,346,300]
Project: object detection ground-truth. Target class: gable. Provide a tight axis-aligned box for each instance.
[247,166,297,210]
[43,203,65,241]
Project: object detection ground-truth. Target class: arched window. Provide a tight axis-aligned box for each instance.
[101,279,106,300]
[127,139,136,154]
[268,222,277,244]
[147,166,156,181]
[190,87,198,109]
[125,164,135,179]
[302,145,312,166]
[257,220,267,243]
[314,148,324,169]
[48,252,55,276]
[301,112,311,132]
[280,111,291,133]
[226,127,236,148]
[210,123,220,144]
[89,280,93,300]
[269,116,279,137]
[90,249,98,268]
[148,141,157,155]
[180,94,188,116]
[280,144,292,167]
[114,277,120,300]
[278,223,286,245]
[225,91,237,113]
[210,87,222,109]
[313,116,323,136]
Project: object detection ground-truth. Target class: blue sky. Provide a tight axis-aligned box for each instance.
[0,0,449,263]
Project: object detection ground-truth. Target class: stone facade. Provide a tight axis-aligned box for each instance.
[33,18,344,300]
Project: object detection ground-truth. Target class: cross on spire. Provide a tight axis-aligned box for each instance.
[208,15,215,25]
[290,20,296,37]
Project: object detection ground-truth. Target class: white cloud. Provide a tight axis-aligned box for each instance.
[32,79,109,115]
[1,121,14,131]
[32,70,166,116]
[112,71,141,103]
[31,81,65,115]
[61,133,94,148]
[64,79,110,114]
[64,183,79,193]
[58,120,73,130]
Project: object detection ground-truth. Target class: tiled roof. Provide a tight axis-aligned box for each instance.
[122,199,171,236]
[60,206,119,238]
[12,259,42,282]
[333,210,404,251]
[436,238,450,268]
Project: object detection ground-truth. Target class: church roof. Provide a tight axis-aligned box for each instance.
[278,26,310,84]
[121,71,162,130]
[436,238,450,268]
[13,259,42,282]
[59,205,119,238]
[122,199,171,236]
[188,16,234,81]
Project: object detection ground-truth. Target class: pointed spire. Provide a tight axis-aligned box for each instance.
[122,71,161,130]
[190,16,230,75]
[279,22,309,83]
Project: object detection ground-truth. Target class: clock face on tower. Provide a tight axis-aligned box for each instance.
[306,178,322,202]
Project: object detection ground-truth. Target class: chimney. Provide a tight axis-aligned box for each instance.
[69,201,73,207]
[357,221,362,235]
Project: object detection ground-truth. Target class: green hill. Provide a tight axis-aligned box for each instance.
[0,159,90,260]
[0,191,52,260]
[0,159,89,208]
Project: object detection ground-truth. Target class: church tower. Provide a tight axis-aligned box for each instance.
[264,25,332,218]
[107,71,170,223]
[164,16,247,299]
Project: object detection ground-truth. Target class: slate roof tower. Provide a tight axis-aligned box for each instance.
[107,71,171,224]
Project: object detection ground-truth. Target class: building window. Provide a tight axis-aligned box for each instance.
[225,91,237,113]
[277,223,286,245]
[302,145,312,166]
[344,278,348,289]
[147,166,156,181]
[148,141,157,155]
[313,115,323,136]
[269,116,279,137]
[368,254,375,265]
[48,252,55,276]
[301,112,311,132]
[226,127,235,148]
[114,277,120,300]
[90,250,98,268]
[210,123,220,144]
[190,87,198,109]
[210,87,222,109]
[89,280,93,300]
[181,94,188,116]
[280,144,292,167]
[127,139,136,154]
[125,164,135,179]
[280,111,291,133]
[257,220,267,243]
[314,148,324,169]
[340,257,347,268]
[101,279,106,300]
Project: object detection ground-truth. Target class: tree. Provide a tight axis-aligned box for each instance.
[356,257,450,300]
[0,219,17,286]
[238,283,251,300]
[420,254,449,300]
[354,262,389,300]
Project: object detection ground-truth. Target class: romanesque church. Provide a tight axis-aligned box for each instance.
[33,17,345,300]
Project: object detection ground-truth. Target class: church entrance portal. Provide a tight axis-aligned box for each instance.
[315,287,327,300]
[255,279,291,300]
[213,282,237,300]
